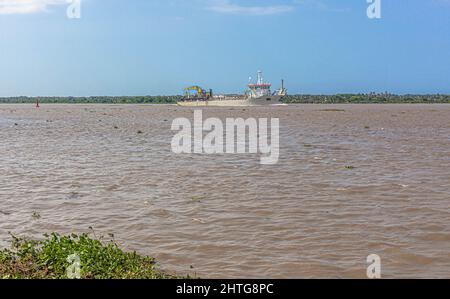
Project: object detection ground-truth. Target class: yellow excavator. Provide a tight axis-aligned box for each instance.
[181,86,213,102]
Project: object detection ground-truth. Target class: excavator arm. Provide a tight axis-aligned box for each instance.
[184,86,205,96]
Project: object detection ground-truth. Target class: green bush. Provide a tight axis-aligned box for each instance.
[0,233,176,279]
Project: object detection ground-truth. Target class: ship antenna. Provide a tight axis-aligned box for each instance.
[257,70,263,85]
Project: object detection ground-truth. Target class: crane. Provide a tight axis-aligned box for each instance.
[182,86,213,101]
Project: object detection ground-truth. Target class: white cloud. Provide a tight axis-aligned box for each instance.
[294,0,349,12]
[207,0,294,16]
[0,0,66,15]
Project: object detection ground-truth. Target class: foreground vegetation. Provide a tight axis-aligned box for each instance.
[0,94,449,104]
[0,233,174,279]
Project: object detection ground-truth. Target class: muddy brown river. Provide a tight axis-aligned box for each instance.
[0,104,449,278]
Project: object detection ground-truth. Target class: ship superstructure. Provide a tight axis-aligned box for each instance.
[245,71,287,103]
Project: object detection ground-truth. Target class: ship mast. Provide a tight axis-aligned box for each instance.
[257,70,264,85]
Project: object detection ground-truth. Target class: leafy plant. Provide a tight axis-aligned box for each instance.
[0,233,179,279]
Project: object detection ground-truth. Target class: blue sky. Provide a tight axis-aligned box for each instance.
[0,0,449,96]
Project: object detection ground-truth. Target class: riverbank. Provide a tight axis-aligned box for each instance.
[0,233,175,279]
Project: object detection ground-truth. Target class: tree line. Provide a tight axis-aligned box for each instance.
[282,94,450,104]
[0,96,180,104]
[0,94,449,104]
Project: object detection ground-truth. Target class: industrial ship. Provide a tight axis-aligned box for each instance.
[177,71,287,107]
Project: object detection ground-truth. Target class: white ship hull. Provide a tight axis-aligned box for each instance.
[177,95,285,107]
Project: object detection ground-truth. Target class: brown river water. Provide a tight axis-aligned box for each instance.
[0,104,449,278]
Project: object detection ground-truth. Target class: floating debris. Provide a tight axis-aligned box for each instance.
[319,109,346,112]
[68,192,83,200]
[31,212,41,220]
[191,196,203,203]
[192,218,206,224]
